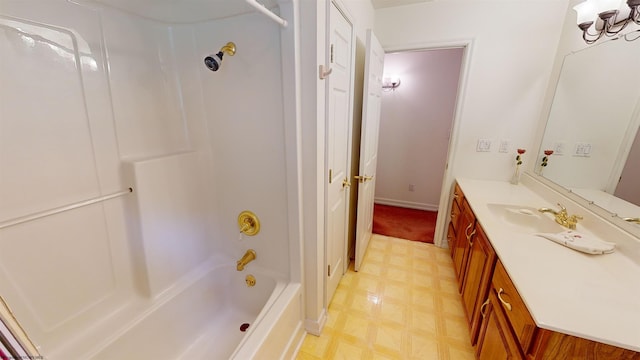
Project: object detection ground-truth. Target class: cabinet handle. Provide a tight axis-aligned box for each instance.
[465,225,476,247]
[464,223,473,238]
[480,298,490,318]
[497,288,512,311]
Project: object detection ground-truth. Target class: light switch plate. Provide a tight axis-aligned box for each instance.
[498,140,511,153]
[574,142,592,157]
[477,138,492,152]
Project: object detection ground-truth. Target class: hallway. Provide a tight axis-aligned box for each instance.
[296,234,474,359]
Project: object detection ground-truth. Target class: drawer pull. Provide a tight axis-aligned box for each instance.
[464,223,475,240]
[480,298,490,318]
[497,288,512,311]
[465,225,476,247]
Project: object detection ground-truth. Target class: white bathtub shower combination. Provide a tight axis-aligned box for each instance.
[0,0,303,358]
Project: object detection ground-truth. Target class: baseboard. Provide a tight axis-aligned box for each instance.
[303,308,326,336]
[374,198,439,212]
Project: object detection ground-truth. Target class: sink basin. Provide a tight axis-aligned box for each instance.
[486,203,564,233]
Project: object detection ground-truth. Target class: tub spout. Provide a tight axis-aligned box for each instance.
[237,249,256,271]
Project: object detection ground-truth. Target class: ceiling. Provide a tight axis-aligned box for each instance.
[89,0,279,23]
[89,0,440,23]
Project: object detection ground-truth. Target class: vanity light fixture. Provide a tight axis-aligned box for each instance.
[382,76,401,91]
[574,0,640,44]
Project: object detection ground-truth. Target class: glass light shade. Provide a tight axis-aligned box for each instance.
[574,0,598,24]
[595,0,623,14]
[383,76,400,87]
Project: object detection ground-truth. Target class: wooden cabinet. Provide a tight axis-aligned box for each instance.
[449,182,496,345]
[528,329,640,359]
[476,291,523,360]
[452,181,640,360]
[452,198,475,290]
[461,224,496,345]
[448,183,463,256]
[477,259,640,360]
[476,260,535,359]
[491,261,536,352]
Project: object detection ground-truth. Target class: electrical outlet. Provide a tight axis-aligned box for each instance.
[476,139,492,152]
[408,184,415,192]
[498,140,511,153]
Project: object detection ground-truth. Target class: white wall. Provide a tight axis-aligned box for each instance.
[375,1,568,184]
[375,48,463,210]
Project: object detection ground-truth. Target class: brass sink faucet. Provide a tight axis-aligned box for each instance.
[538,203,583,230]
[237,249,256,271]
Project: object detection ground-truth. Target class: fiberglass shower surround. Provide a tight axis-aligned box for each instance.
[0,0,303,358]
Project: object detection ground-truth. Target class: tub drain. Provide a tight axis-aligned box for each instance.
[240,323,250,332]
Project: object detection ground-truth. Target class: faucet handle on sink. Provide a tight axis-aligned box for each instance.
[566,214,583,230]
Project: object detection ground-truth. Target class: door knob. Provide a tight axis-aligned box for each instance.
[342,178,351,188]
[354,175,374,183]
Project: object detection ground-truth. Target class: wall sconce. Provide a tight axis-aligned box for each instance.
[382,76,401,91]
[574,0,640,44]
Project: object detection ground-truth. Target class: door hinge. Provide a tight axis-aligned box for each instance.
[328,264,331,276]
[330,44,334,63]
[329,169,333,184]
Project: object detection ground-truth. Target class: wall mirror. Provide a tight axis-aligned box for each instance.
[535,34,640,227]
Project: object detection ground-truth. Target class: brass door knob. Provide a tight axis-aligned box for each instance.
[342,178,351,188]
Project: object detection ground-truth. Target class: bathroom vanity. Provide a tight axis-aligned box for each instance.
[448,177,640,359]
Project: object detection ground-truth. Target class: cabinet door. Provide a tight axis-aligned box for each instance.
[452,199,475,291]
[447,222,456,256]
[492,260,536,352]
[449,183,462,258]
[461,224,496,345]
[477,293,524,360]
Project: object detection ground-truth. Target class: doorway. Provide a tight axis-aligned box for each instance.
[372,47,465,244]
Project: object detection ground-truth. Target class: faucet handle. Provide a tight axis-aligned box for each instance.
[567,214,583,229]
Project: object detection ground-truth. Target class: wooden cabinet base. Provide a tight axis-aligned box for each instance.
[528,330,640,360]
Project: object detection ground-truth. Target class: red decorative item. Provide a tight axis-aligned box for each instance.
[544,150,554,156]
[517,148,526,154]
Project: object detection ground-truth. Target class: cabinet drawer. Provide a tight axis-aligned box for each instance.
[492,260,536,352]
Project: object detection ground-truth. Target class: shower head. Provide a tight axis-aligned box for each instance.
[204,42,236,72]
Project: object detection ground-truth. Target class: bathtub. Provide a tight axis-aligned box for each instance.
[88,258,303,360]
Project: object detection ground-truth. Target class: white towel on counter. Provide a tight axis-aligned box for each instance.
[535,230,615,254]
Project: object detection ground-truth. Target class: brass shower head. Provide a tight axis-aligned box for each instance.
[220,42,236,56]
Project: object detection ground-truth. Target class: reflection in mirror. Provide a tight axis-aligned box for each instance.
[537,35,640,221]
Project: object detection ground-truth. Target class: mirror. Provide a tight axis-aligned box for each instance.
[536,35,640,223]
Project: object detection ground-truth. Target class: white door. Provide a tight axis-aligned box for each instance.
[354,30,384,272]
[325,2,354,302]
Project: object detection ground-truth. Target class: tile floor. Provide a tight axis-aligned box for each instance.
[296,234,475,360]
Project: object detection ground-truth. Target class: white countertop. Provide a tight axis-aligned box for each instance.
[456,177,640,352]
